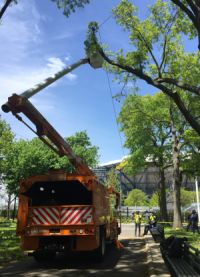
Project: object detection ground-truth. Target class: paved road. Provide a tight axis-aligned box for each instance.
[0,224,149,277]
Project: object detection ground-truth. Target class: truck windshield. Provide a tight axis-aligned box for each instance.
[23,180,92,206]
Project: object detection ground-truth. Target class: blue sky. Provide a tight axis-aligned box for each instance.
[0,0,157,164]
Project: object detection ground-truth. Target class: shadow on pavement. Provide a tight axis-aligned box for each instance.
[0,239,149,277]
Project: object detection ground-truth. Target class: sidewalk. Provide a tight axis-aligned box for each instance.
[119,224,171,277]
[145,234,170,277]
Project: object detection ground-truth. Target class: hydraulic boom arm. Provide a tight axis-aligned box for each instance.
[1,56,103,175]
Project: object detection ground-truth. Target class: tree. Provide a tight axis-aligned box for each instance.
[0,117,14,219]
[124,189,148,206]
[3,130,99,198]
[149,192,159,207]
[118,92,171,221]
[118,89,198,227]
[0,116,14,172]
[88,0,200,135]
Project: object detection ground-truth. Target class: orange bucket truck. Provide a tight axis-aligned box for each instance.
[2,56,121,261]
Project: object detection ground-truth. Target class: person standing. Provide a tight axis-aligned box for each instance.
[133,211,142,237]
[190,210,199,234]
[186,212,192,231]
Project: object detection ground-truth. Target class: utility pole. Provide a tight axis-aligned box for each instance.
[195,177,200,223]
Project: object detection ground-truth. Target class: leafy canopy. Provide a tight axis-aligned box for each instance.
[50,0,90,17]
[89,0,200,135]
[3,130,99,196]
[124,189,148,206]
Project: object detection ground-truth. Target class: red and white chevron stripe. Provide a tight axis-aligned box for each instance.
[60,206,93,225]
[32,207,59,225]
[31,206,93,225]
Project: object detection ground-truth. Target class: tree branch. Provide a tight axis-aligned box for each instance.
[99,48,200,135]
[171,0,196,25]
[186,0,199,16]
[135,28,161,77]
[159,36,168,73]
[171,0,200,49]
[0,0,13,20]
[156,77,200,96]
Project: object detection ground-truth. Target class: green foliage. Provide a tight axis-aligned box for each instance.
[105,168,120,191]
[124,188,148,206]
[0,117,14,174]
[66,130,99,169]
[181,129,200,176]
[170,1,198,41]
[51,0,90,17]
[149,192,159,207]
[84,21,101,56]
[3,130,99,196]
[118,92,172,175]
[180,188,195,207]
[92,0,200,136]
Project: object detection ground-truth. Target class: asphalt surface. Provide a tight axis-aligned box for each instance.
[0,224,149,277]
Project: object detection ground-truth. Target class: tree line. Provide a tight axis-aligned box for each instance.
[124,188,198,209]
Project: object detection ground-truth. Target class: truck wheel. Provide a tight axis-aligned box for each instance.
[94,228,106,262]
[33,250,56,262]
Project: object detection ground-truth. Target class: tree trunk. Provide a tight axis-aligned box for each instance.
[12,197,17,222]
[7,193,11,220]
[159,169,168,222]
[170,110,182,228]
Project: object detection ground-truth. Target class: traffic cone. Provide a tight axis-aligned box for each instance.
[114,239,124,249]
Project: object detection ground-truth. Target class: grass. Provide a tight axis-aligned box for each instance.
[0,220,26,265]
[164,226,200,250]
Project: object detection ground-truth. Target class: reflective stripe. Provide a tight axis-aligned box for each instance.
[32,207,59,225]
[61,207,93,225]
[31,206,93,225]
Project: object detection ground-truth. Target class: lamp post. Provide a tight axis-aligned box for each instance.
[195,177,200,223]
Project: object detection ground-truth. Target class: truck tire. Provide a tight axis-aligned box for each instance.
[94,228,106,262]
[33,250,56,263]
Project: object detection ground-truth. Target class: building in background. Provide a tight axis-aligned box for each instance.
[94,159,196,197]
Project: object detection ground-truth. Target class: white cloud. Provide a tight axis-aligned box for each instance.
[66,72,77,81]
[0,0,43,63]
[0,0,77,112]
[65,55,71,62]
[0,56,77,105]
[47,57,66,71]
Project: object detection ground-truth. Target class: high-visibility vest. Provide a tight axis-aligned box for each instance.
[149,215,156,223]
[134,214,142,223]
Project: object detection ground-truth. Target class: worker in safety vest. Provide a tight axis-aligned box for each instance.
[133,211,142,237]
[143,211,157,236]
